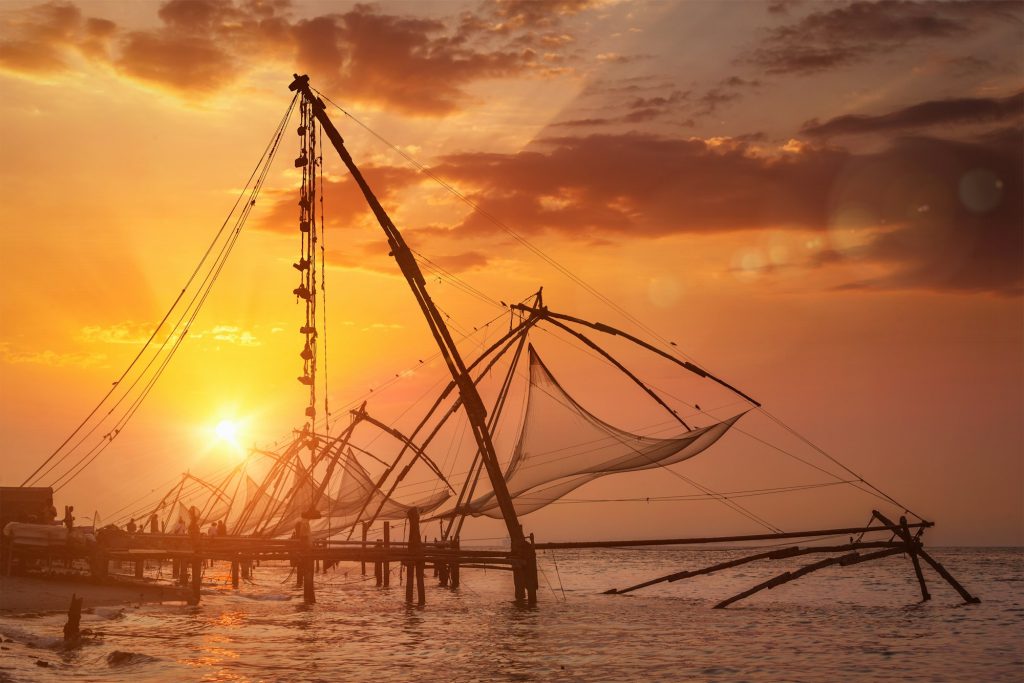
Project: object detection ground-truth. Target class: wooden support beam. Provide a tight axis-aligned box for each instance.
[714,553,855,609]
[714,547,904,609]
[914,549,981,604]
[537,523,931,550]
[872,510,978,604]
[231,560,240,589]
[900,516,930,601]
[605,542,901,595]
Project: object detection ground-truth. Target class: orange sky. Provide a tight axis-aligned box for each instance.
[0,0,1021,545]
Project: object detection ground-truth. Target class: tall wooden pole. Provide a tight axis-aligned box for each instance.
[406,508,425,605]
[288,75,529,568]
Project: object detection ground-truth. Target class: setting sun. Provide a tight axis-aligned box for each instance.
[214,419,243,452]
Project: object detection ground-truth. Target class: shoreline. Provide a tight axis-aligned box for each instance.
[0,573,188,613]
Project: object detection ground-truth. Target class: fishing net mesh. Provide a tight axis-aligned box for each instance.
[461,346,743,517]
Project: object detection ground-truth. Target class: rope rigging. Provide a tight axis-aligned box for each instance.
[22,95,299,491]
[41,80,926,541]
[302,89,921,529]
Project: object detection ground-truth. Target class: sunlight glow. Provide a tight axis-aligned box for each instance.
[214,419,243,452]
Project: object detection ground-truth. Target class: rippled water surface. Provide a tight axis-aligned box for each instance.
[1,547,1021,681]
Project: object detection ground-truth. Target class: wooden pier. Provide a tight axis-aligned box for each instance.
[3,512,979,608]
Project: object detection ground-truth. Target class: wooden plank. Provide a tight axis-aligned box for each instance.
[606,542,900,595]
[713,547,904,609]
[537,523,931,550]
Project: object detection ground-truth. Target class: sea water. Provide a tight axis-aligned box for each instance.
[0,547,1020,682]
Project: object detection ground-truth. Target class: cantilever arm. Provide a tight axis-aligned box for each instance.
[356,412,455,493]
[511,304,761,407]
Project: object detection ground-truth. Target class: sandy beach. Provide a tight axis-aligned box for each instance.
[0,574,187,613]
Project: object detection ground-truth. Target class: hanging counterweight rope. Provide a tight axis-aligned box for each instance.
[295,98,320,445]
[319,121,330,433]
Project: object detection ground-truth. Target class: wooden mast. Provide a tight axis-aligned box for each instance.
[287,75,534,601]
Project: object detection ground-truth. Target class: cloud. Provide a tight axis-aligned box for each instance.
[0,342,108,368]
[79,321,156,345]
[190,324,261,346]
[552,73,762,130]
[747,0,1020,74]
[77,321,264,347]
[255,164,423,235]
[116,29,237,94]
[480,0,597,31]
[0,0,595,112]
[427,126,1021,294]
[417,250,491,273]
[818,127,1022,294]
[801,91,1024,137]
[0,1,116,75]
[551,88,693,129]
[432,133,846,237]
[322,5,542,116]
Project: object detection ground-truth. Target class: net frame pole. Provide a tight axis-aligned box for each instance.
[288,75,527,561]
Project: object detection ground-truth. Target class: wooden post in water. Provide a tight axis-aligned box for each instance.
[450,538,460,589]
[525,533,538,606]
[406,508,425,605]
[300,518,315,605]
[63,594,83,646]
[899,515,930,602]
[512,559,525,602]
[383,522,391,588]
[134,560,143,578]
[438,542,450,587]
[374,540,383,586]
[231,559,240,589]
[190,558,202,605]
[303,556,315,604]
[361,522,369,576]
[416,558,426,606]
[873,510,979,604]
